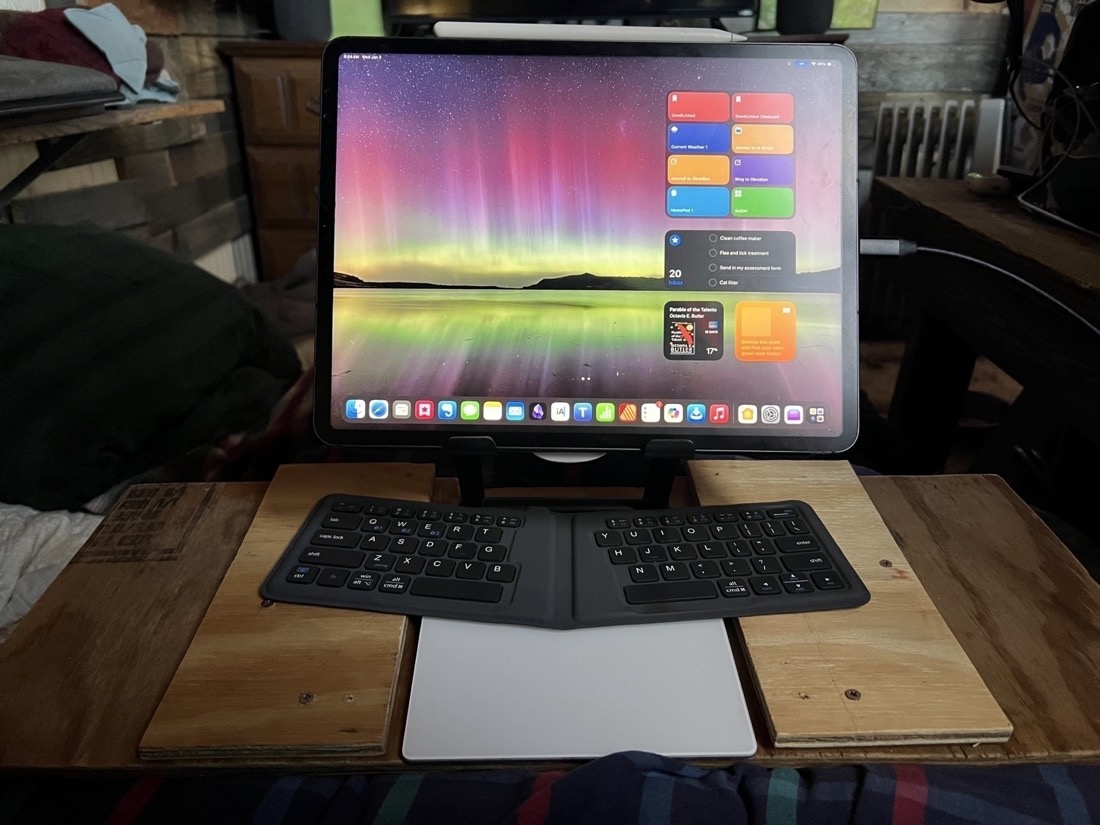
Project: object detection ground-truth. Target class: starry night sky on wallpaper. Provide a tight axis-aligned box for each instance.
[334,52,844,287]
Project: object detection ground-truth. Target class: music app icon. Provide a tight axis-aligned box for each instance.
[708,403,730,424]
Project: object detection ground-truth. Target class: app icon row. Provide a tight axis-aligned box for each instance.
[345,399,824,425]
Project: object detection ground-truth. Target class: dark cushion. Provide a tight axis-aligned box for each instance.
[0,224,302,511]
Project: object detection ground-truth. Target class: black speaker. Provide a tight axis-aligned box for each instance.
[775,0,834,35]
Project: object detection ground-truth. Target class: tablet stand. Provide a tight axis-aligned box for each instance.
[445,436,695,510]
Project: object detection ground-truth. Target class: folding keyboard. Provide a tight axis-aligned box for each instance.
[260,494,871,629]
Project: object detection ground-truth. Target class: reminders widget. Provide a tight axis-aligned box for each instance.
[665,230,795,288]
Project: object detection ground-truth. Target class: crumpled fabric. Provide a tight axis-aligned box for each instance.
[63,2,178,104]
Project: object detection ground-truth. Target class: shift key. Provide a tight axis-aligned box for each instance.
[782,552,831,572]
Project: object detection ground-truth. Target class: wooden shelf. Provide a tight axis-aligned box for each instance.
[0,99,225,148]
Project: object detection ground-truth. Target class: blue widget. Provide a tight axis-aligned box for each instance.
[686,403,707,423]
[667,123,731,154]
[667,186,729,218]
[505,401,526,421]
[438,399,458,420]
[572,402,593,422]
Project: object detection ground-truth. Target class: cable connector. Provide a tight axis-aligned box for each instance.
[858,238,919,257]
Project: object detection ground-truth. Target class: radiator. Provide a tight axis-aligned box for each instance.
[872,97,983,179]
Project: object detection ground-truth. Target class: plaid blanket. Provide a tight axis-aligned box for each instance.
[2,751,1097,824]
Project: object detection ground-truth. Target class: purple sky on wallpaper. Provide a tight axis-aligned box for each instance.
[334,52,844,286]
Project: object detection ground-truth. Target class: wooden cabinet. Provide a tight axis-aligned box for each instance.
[221,41,324,280]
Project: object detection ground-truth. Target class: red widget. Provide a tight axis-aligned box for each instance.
[731,92,794,124]
[667,91,730,123]
[414,400,434,420]
[709,404,730,424]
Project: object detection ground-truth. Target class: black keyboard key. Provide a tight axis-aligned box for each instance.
[713,511,739,523]
[487,563,516,583]
[812,571,845,590]
[752,557,783,575]
[391,507,416,518]
[287,565,319,584]
[379,574,411,594]
[448,541,477,560]
[710,524,737,539]
[389,519,417,536]
[363,552,395,571]
[595,530,622,547]
[360,534,390,551]
[691,560,720,578]
[740,509,766,521]
[687,513,712,525]
[750,576,781,595]
[322,514,361,530]
[667,543,697,561]
[681,525,706,541]
[739,523,764,538]
[474,526,503,543]
[299,547,364,568]
[720,578,750,597]
[658,562,690,581]
[728,540,753,557]
[767,506,799,519]
[722,558,752,577]
[417,508,442,520]
[456,561,486,579]
[698,541,728,559]
[410,578,504,603]
[783,553,831,572]
[471,514,495,526]
[390,536,419,554]
[318,568,349,588]
[311,530,359,548]
[497,516,522,528]
[478,544,508,562]
[637,545,667,563]
[652,527,679,543]
[762,520,786,537]
[330,500,363,513]
[750,539,775,555]
[446,524,475,541]
[786,518,811,535]
[660,515,685,526]
[361,517,389,534]
[418,539,447,557]
[606,517,630,529]
[776,536,819,553]
[417,522,446,538]
[394,556,425,575]
[443,511,468,523]
[633,516,658,527]
[624,528,652,545]
[623,581,717,604]
[629,564,658,583]
[349,572,379,590]
[784,580,814,594]
[607,547,637,565]
[425,559,455,577]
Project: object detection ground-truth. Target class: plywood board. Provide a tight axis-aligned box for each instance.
[140,463,435,761]
[0,482,265,770]
[690,460,1012,748]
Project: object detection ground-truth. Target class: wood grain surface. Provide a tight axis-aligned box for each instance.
[0,100,225,148]
[0,482,265,770]
[690,461,1012,748]
[139,463,434,761]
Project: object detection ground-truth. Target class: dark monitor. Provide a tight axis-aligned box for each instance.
[315,37,860,482]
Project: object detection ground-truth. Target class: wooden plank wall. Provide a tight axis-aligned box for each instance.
[0,0,273,284]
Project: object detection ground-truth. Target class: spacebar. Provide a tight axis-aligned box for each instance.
[623,581,718,604]
[410,578,504,603]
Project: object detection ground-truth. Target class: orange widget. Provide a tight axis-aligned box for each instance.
[735,301,797,362]
[731,124,794,155]
[667,91,730,123]
[667,154,730,185]
[732,92,794,123]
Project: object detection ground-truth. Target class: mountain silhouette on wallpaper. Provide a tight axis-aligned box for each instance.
[334,272,662,290]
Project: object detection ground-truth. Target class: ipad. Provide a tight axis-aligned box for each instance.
[316,37,859,457]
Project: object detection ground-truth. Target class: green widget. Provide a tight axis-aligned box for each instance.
[460,400,480,420]
[730,187,794,219]
[595,402,616,422]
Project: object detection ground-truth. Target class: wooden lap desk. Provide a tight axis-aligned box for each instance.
[2,462,1099,771]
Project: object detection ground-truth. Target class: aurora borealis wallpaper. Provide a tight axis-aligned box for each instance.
[326,47,853,443]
